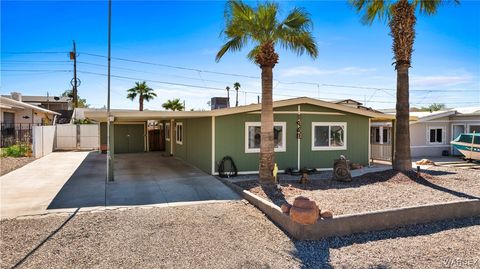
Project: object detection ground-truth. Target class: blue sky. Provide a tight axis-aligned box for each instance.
[1,0,479,110]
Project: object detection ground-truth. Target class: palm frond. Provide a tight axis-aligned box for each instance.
[350,0,390,25]
[216,36,247,62]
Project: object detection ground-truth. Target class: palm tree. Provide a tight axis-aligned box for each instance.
[126,81,157,111]
[233,82,241,107]
[226,86,231,107]
[350,0,458,172]
[162,98,185,111]
[216,1,317,182]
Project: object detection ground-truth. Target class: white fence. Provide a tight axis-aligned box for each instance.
[371,144,392,161]
[55,124,100,150]
[32,126,56,158]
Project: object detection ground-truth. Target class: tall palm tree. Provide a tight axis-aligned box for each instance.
[162,98,185,111]
[233,82,241,107]
[126,81,157,111]
[226,86,231,107]
[350,0,458,172]
[216,0,317,182]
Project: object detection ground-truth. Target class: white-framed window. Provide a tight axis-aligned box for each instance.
[371,127,391,145]
[312,122,347,150]
[245,122,286,153]
[176,122,183,145]
[428,126,444,144]
[165,122,170,141]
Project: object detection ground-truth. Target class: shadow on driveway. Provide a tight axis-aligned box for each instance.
[48,152,239,210]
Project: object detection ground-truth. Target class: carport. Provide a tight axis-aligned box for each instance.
[45,152,239,212]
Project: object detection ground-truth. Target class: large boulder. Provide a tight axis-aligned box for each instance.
[289,196,319,225]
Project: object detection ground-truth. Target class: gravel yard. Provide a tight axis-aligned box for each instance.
[235,166,480,215]
[0,157,35,176]
[1,202,479,268]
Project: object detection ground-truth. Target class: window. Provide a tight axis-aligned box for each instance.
[312,122,347,150]
[176,122,183,144]
[371,127,391,145]
[428,127,444,144]
[165,123,170,141]
[245,122,286,153]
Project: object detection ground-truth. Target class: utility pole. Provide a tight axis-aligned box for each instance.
[106,0,114,182]
[70,41,78,108]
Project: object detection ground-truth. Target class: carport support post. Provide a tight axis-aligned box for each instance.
[107,118,115,181]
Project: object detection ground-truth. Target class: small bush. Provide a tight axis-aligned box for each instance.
[2,143,31,157]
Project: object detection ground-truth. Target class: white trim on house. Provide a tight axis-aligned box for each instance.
[297,105,301,170]
[311,122,347,151]
[211,116,216,175]
[175,122,183,145]
[165,122,171,141]
[451,123,466,154]
[248,111,345,116]
[467,123,480,133]
[411,145,450,148]
[368,118,371,165]
[426,126,446,145]
[244,122,287,153]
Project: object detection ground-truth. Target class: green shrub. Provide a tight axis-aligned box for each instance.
[2,143,31,157]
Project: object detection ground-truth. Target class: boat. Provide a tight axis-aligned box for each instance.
[450,133,480,160]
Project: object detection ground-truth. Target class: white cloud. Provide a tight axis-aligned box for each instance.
[411,74,474,87]
[280,66,376,77]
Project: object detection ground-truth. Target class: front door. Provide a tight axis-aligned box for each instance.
[452,124,465,155]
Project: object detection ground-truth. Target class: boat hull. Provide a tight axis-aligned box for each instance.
[451,141,480,160]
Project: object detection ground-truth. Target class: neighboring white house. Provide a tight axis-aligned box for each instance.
[373,107,480,159]
[0,96,61,126]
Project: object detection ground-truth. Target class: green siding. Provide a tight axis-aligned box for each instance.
[215,113,298,172]
[173,118,212,173]
[215,104,370,172]
[299,113,369,168]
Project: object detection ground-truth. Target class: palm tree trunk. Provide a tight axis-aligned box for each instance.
[139,95,144,111]
[235,90,239,107]
[393,64,412,172]
[259,65,275,182]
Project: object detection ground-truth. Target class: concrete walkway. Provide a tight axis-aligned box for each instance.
[1,151,91,218]
[1,152,239,219]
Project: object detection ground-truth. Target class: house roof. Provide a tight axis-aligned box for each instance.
[0,96,61,115]
[1,95,71,103]
[410,110,457,122]
[84,97,397,122]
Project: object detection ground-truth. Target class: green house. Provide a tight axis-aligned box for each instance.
[88,97,395,175]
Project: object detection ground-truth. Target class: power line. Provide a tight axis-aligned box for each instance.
[1,51,69,54]
[1,69,71,72]
[77,70,479,105]
[1,60,71,63]
[78,52,479,93]
[78,52,260,79]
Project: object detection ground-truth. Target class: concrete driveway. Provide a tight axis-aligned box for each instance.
[1,152,239,219]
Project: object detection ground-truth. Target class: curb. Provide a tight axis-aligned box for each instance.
[217,177,480,240]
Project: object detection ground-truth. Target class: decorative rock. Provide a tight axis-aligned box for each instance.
[289,196,319,225]
[281,203,292,214]
[292,196,317,209]
[333,157,352,182]
[320,209,334,219]
[416,159,435,166]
